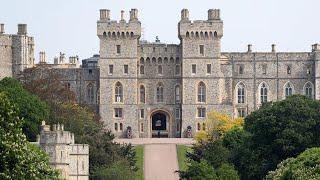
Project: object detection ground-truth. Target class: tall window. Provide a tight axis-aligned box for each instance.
[124,65,128,74]
[192,64,196,74]
[114,123,118,131]
[199,45,204,55]
[116,45,121,54]
[262,64,267,75]
[109,65,113,74]
[140,85,145,103]
[207,64,211,74]
[115,82,123,102]
[285,82,293,98]
[304,82,313,99]
[175,65,180,75]
[237,83,245,104]
[140,65,144,74]
[260,83,268,104]
[198,82,206,103]
[158,65,163,75]
[175,86,181,103]
[238,65,244,74]
[87,83,94,103]
[287,65,291,74]
[156,83,164,103]
[140,109,145,119]
[238,108,246,118]
[175,108,181,119]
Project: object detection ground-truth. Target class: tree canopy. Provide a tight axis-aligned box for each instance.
[0,92,59,179]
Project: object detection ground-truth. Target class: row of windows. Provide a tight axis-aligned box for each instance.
[115,122,181,133]
[237,64,312,75]
[236,81,314,104]
[109,64,181,75]
[114,107,203,119]
[191,64,212,74]
[140,57,180,64]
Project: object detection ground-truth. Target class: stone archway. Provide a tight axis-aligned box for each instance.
[149,109,172,138]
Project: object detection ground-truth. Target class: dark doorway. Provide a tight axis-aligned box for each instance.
[152,113,166,131]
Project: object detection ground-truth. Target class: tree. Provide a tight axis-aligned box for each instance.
[266,147,320,180]
[179,160,218,180]
[242,95,320,179]
[0,77,49,141]
[0,92,59,179]
[91,160,135,180]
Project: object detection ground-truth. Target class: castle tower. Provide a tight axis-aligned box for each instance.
[314,44,320,100]
[97,9,141,137]
[178,9,226,136]
[0,23,13,79]
[11,24,35,76]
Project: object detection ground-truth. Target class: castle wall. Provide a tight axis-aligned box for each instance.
[0,34,12,78]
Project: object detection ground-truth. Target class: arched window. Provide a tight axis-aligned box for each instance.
[198,82,206,103]
[140,65,144,74]
[260,82,268,104]
[237,83,245,104]
[156,83,164,103]
[175,85,181,103]
[214,31,218,38]
[304,82,313,99]
[115,82,123,102]
[87,83,94,103]
[158,65,163,74]
[140,85,145,103]
[197,123,201,131]
[284,82,293,98]
[186,31,190,38]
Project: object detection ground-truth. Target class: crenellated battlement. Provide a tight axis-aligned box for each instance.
[40,121,75,145]
[97,9,141,39]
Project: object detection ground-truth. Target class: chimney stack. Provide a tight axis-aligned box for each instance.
[0,24,4,34]
[208,9,220,21]
[129,9,138,21]
[181,9,189,21]
[271,44,276,53]
[100,9,110,21]
[247,44,252,53]
[120,10,125,22]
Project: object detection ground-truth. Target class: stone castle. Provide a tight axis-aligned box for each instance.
[0,9,319,138]
[34,121,89,180]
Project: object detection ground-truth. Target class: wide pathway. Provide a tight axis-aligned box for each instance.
[144,144,179,180]
[114,138,194,145]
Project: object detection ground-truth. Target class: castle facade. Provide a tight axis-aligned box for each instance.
[1,9,319,138]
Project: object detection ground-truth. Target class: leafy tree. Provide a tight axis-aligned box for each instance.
[91,160,135,180]
[0,77,49,141]
[266,147,320,180]
[216,163,240,180]
[179,160,218,180]
[0,92,59,179]
[242,95,320,179]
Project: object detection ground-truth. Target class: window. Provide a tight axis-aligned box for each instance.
[307,66,311,75]
[158,65,163,75]
[156,83,164,103]
[119,123,123,131]
[238,108,246,117]
[198,82,206,103]
[237,83,245,104]
[175,65,180,75]
[140,65,144,74]
[116,45,121,54]
[197,107,206,118]
[238,65,244,74]
[260,83,268,104]
[114,123,118,131]
[199,45,204,55]
[140,109,145,119]
[175,86,181,103]
[262,64,267,75]
[202,123,206,131]
[89,69,92,75]
[304,82,313,99]
[176,122,180,132]
[287,65,291,74]
[115,82,123,102]
[124,65,128,74]
[114,108,123,118]
[197,123,201,131]
[140,123,144,132]
[109,65,113,74]
[139,85,145,103]
[153,47,155,52]
[192,64,196,74]
[175,108,181,119]
[87,83,94,103]
[285,82,293,98]
[207,64,211,74]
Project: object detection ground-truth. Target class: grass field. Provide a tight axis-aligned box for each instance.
[176,145,192,171]
[134,145,144,180]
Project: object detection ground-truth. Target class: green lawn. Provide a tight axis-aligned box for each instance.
[176,145,192,171]
[134,145,144,180]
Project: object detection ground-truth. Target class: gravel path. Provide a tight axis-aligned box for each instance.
[144,144,179,180]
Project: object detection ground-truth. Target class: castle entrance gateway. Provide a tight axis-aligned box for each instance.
[150,110,171,138]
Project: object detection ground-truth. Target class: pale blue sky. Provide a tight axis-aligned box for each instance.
[1,0,320,63]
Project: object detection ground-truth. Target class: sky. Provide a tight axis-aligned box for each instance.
[1,0,320,63]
